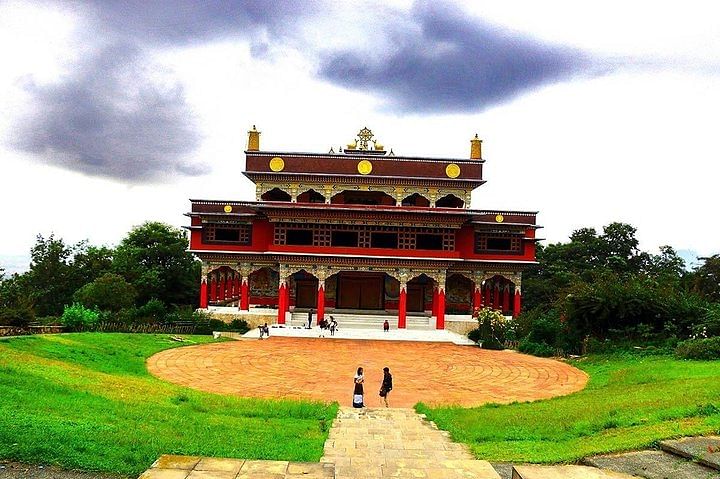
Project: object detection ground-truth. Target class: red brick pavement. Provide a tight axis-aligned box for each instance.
[147,338,588,407]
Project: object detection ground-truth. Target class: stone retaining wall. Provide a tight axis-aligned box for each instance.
[205,310,276,330]
[445,318,477,336]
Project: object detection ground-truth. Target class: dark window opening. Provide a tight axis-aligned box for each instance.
[436,194,464,208]
[416,234,443,250]
[261,188,292,202]
[332,231,359,247]
[215,228,240,242]
[286,229,313,245]
[487,237,513,250]
[371,232,398,249]
[401,193,430,207]
[297,189,326,203]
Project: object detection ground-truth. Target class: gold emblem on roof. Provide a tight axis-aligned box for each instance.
[357,160,373,175]
[445,163,461,178]
[346,127,386,152]
[224,205,233,213]
[495,214,504,223]
[269,157,285,172]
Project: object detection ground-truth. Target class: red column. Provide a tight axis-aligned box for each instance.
[484,283,492,309]
[493,283,500,311]
[228,273,235,300]
[513,289,522,318]
[472,283,482,313]
[317,281,325,323]
[277,282,287,324]
[240,277,249,311]
[502,284,510,314]
[398,282,407,329]
[210,274,217,303]
[436,288,446,329]
[234,275,240,299]
[200,279,208,308]
[218,274,226,301]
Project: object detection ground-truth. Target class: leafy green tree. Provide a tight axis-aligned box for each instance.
[113,222,199,306]
[25,234,83,316]
[73,273,137,312]
[692,255,720,302]
[73,244,114,286]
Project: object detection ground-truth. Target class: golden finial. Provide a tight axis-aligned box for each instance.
[470,133,482,159]
[247,125,261,151]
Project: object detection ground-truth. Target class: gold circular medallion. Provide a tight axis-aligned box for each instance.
[224,205,233,213]
[269,157,285,172]
[357,160,373,175]
[495,214,504,223]
[445,163,461,178]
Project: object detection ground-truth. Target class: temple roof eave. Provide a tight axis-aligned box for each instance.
[245,150,486,164]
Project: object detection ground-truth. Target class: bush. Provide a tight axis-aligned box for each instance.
[467,328,481,343]
[481,338,504,350]
[676,337,720,360]
[73,273,137,312]
[135,298,167,323]
[0,302,35,327]
[61,303,99,331]
[519,339,555,357]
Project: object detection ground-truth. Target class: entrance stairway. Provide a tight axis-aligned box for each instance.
[288,311,434,330]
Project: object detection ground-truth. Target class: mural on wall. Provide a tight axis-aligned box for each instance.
[325,275,338,301]
[446,274,472,313]
[384,275,399,301]
[250,267,279,298]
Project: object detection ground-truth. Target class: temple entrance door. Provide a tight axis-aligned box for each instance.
[295,279,318,308]
[337,273,384,310]
[407,284,425,312]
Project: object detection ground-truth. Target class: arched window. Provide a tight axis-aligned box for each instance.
[331,190,395,206]
[401,193,430,207]
[436,194,464,208]
[297,189,326,203]
[261,188,291,202]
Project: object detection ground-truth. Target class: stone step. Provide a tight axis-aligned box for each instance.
[584,450,720,479]
[512,465,638,479]
[659,436,720,471]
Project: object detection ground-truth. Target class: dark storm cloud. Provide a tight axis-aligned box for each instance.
[11,0,318,183]
[319,2,594,113]
[12,43,202,182]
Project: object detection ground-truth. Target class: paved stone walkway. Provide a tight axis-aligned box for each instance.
[147,338,587,407]
[322,407,500,478]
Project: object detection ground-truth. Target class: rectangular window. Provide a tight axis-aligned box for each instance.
[371,232,398,249]
[331,231,359,247]
[416,234,443,250]
[475,232,522,253]
[203,224,251,245]
[286,229,314,245]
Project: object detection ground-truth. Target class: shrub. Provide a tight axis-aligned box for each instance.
[73,273,137,312]
[481,338,504,350]
[519,339,555,357]
[0,302,35,327]
[467,328,482,343]
[675,337,720,360]
[61,303,99,331]
[135,299,166,323]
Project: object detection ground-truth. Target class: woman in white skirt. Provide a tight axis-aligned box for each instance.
[352,367,364,408]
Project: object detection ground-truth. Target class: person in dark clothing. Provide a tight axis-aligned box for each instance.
[383,319,390,332]
[329,316,337,336]
[379,367,393,408]
[353,367,364,408]
[307,309,314,329]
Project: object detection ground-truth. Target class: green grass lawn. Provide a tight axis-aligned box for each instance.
[0,333,338,477]
[417,350,720,463]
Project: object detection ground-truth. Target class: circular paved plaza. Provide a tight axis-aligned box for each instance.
[147,338,588,407]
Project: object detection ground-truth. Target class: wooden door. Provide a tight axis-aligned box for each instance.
[295,280,318,308]
[407,284,424,312]
[360,276,383,310]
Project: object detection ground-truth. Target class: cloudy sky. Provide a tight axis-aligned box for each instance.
[1,0,719,273]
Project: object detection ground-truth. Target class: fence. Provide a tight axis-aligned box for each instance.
[0,325,65,337]
[92,321,200,334]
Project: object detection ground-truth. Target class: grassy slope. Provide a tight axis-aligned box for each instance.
[418,351,720,463]
[0,333,337,477]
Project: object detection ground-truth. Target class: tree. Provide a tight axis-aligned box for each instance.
[693,255,720,302]
[73,273,137,312]
[113,222,199,306]
[73,244,114,286]
[24,234,83,316]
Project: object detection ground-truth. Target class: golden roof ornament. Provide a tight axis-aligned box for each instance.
[346,127,387,153]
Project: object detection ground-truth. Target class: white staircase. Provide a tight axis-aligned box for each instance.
[288,311,434,330]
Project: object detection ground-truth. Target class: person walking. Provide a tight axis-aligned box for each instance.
[383,319,390,332]
[353,367,365,408]
[379,367,393,408]
[329,316,337,336]
[307,309,314,329]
